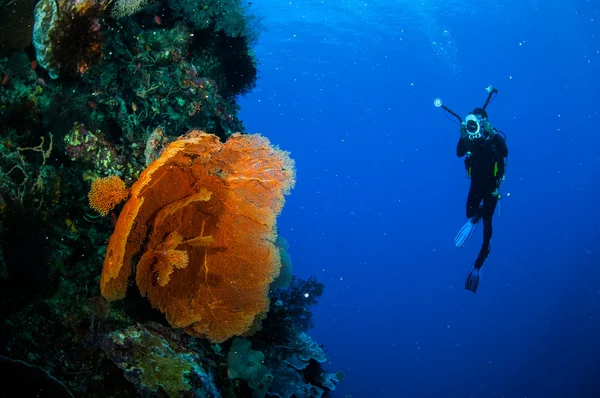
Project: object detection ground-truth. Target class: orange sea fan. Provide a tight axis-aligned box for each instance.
[100,131,296,343]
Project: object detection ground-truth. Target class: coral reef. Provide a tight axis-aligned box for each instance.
[227,277,344,397]
[0,355,74,397]
[100,323,220,396]
[0,0,36,58]
[228,337,273,397]
[0,0,344,396]
[33,0,109,79]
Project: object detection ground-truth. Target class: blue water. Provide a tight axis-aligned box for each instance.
[240,1,600,397]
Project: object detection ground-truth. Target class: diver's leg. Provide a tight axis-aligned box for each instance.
[455,183,484,248]
[465,185,498,293]
[474,189,498,268]
[481,190,499,252]
[465,182,482,219]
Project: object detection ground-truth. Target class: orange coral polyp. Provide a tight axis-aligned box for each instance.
[88,175,129,216]
[100,131,296,343]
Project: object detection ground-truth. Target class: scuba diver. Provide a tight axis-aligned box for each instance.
[434,86,508,293]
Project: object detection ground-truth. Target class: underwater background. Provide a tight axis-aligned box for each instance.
[0,0,598,397]
[240,1,600,397]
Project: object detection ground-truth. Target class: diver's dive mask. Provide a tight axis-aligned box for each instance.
[464,114,481,140]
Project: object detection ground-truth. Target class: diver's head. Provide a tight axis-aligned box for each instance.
[472,107,488,120]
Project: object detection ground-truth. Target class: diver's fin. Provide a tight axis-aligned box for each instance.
[454,215,481,248]
[465,263,483,293]
[465,247,490,293]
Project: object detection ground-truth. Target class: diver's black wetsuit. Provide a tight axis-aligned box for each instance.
[457,133,508,267]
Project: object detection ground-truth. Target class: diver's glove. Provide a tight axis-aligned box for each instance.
[482,120,495,137]
[460,124,468,139]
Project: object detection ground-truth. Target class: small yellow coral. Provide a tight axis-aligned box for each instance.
[88,176,129,216]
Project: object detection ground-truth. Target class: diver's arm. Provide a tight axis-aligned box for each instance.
[456,137,472,157]
[492,134,508,157]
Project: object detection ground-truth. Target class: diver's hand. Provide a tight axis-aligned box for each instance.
[482,120,495,136]
[460,124,468,139]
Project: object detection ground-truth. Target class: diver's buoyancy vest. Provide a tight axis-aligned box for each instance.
[464,139,505,180]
